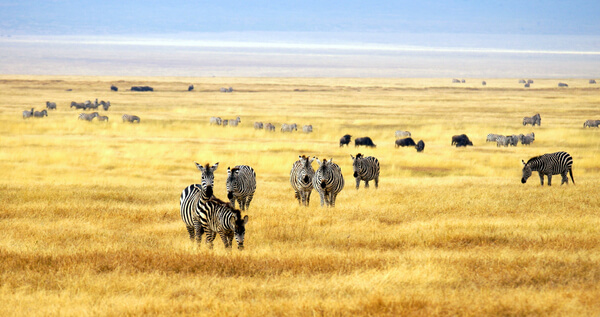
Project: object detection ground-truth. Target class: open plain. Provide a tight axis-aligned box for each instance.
[1,76,600,316]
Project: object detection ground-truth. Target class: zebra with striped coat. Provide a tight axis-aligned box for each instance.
[486,134,501,142]
[290,155,315,206]
[122,114,140,123]
[226,165,257,211]
[521,151,574,186]
[33,109,48,118]
[210,117,222,125]
[313,158,344,207]
[79,112,99,121]
[584,120,600,128]
[194,196,248,250]
[22,108,34,119]
[97,115,109,122]
[351,153,380,189]
[180,162,219,244]
[46,101,57,110]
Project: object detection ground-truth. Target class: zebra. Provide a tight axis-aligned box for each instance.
[254,122,263,129]
[521,151,574,186]
[281,123,296,132]
[100,101,111,111]
[533,113,541,126]
[302,125,313,133]
[486,134,501,143]
[508,135,519,147]
[22,108,34,119]
[85,100,99,110]
[78,112,98,121]
[313,157,344,207]
[496,135,509,147]
[351,153,380,189]
[228,117,241,127]
[583,120,600,128]
[265,123,275,131]
[290,155,315,206]
[521,135,534,145]
[46,101,57,110]
[70,101,86,109]
[222,119,228,127]
[97,115,109,122]
[33,110,48,118]
[226,165,257,211]
[210,117,222,125]
[180,162,219,244]
[122,114,140,123]
[193,196,248,250]
[523,113,541,126]
[395,130,411,139]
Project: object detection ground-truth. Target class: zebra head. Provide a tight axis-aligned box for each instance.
[521,160,532,183]
[231,214,249,250]
[226,167,239,199]
[195,162,219,196]
[351,153,364,178]
[299,155,315,183]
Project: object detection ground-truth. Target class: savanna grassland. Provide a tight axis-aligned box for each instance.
[1,75,600,316]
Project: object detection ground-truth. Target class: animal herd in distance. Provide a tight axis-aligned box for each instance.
[21,99,141,123]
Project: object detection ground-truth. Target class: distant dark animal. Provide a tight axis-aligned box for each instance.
[589,79,597,84]
[97,115,109,122]
[78,112,98,121]
[451,134,472,146]
[188,85,194,91]
[395,137,416,147]
[131,86,153,92]
[524,83,530,88]
[313,158,344,207]
[46,101,57,110]
[110,85,118,92]
[254,122,263,129]
[220,87,233,93]
[583,120,600,128]
[354,137,376,148]
[222,120,228,127]
[33,110,48,118]
[482,81,486,86]
[558,83,568,87]
[527,79,534,84]
[452,79,460,83]
[522,151,574,186]
[351,153,380,189]
[415,140,425,152]
[226,165,257,211]
[100,101,111,111]
[22,108,34,119]
[456,138,473,147]
[122,114,140,123]
[339,134,352,147]
[461,79,466,83]
[519,79,526,83]
[70,101,86,109]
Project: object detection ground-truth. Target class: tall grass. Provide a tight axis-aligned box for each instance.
[1,76,600,316]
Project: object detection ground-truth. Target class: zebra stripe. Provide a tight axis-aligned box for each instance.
[313,158,344,207]
[226,165,257,211]
[22,108,34,119]
[584,120,600,128]
[523,113,541,126]
[194,197,248,250]
[79,112,99,121]
[33,110,48,117]
[486,133,500,142]
[122,114,140,123]
[97,115,109,122]
[351,153,380,189]
[290,155,315,206]
[521,151,574,186]
[180,162,219,243]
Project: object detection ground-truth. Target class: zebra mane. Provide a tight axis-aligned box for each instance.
[356,153,363,159]
[526,156,541,164]
[208,196,233,208]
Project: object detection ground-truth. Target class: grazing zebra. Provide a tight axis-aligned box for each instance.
[33,110,48,118]
[71,101,86,109]
[210,117,222,125]
[226,165,257,211]
[100,101,111,111]
[281,123,296,132]
[508,135,519,147]
[228,117,241,127]
[265,123,275,131]
[313,158,344,207]
[395,130,411,139]
[46,101,57,110]
[496,135,509,147]
[583,120,600,128]
[351,154,380,189]
[302,125,313,133]
[522,151,574,186]
[486,133,501,142]
[254,122,263,129]
[85,100,99,110]
[521,135,534,145]
[97,115,109,122]
[78,112,98,121]
[194,196,248,249]
[290,155,315,206]
[122,114,140,123]
[180,162,219,244]
[22,108,34,119]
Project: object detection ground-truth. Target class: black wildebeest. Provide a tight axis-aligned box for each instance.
[188,85,194,91]
[339,134,351,147]
[395,137,416,147]
[131,86,154,92]
[355,137,376,148]
[452,134,473,147]
[558,82,568,87]
[110,85,118,92]
[415,140,425,152]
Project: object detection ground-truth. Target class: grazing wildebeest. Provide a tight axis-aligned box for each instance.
[415,140,425,152]
[46,101,57,110]
[265,123,275,131]
[524,83,530,88]
[584,120,600,128]
[339,134,351,147]
[590,79,597,84]
[482,81,486,86]
[131,86,154,92]
[395,137,416,147]
[22,108,34,119]
[111,85,118,91]
[355,137,376,148]
[395,130,411,139]
[188,85,194,91]
[558,82,568,87]
[451,134,472,146]
[33,110,48,118]
[254,122,263,129]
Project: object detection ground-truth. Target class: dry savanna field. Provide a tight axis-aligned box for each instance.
[1,76,600,316]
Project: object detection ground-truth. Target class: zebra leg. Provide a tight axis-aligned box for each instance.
[547,174,553,186]
[329,193,336,208]
[206,230,216,249]
[538,172,544,186]
[318,190,325,206]
[375,177,379,188]
[355,178,360,189]
[193,220,203,245]
[186,226,195,242]
[305,190,312,207]
[365,180,370,188]
[219,232,232,248]
[295,190,302,205]
[245,194,254,210]
[561,172,568,185]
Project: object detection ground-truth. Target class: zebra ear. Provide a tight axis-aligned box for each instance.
[522,160,526,165]
[211,162,219,171]
[195,162,204,172]
[243,215,248,225]
[315,157,322,166]
[309,157,315,164]
[227,167,232,176]
[350,154,354,160]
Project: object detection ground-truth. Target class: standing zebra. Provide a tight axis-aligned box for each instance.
[22,108,34,119]
[228,117,241,127]
[313,158,344,207]
[78,112,98,121]
[486,134,501,142]
[226,165,257,211]
[351,153,380,189]
[521,151,574,186]
[46,101,57,110]
[97,115,109,122]
[33,110,48,117]
[194,197,248,250]
[584,120,600,128]
[122,114,140,123]
[290,155,315,206]
[180,162,219,244]
[210,117,222,125]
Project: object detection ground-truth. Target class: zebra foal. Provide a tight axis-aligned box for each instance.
[194,197,249,250]
[226,165,257,211]
[521,151,574,186]
[180,162,219,244]
[313,157,344,207]
[351,153,380,189]
[290,155,315,206]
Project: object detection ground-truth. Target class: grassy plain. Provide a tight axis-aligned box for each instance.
[1,76,600,316]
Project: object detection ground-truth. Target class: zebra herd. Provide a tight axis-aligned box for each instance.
[20,100,142,123]
[487,133,535,147]
[210,116,313,133]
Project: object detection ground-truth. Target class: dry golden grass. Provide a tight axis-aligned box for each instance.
[1,75,600,316]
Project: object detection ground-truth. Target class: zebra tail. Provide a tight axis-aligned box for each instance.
[569,168,575,185]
